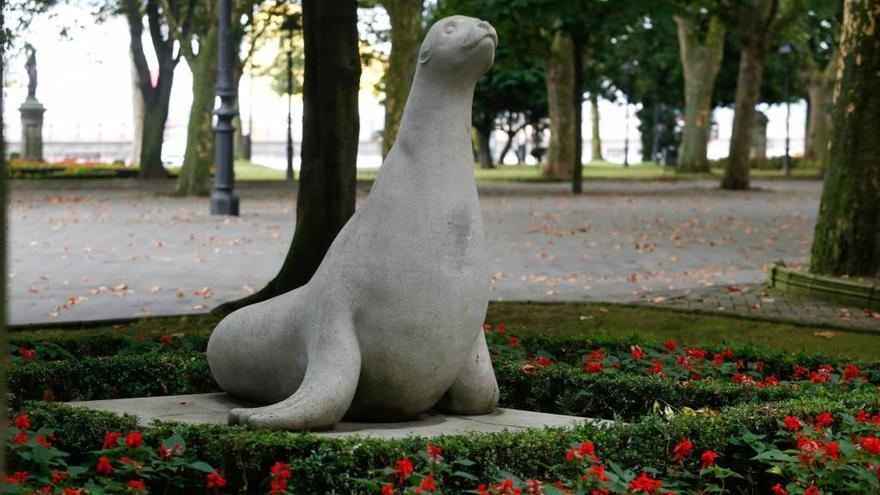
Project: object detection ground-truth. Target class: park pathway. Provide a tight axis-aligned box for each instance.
[8,178,822,325]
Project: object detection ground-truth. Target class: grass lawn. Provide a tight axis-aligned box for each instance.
[13,301,879,361]
[486,301,880,361]
[238,160,821,183]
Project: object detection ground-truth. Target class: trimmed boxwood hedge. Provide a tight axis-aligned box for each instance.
[8,350,851,422]
[21,390,880,494]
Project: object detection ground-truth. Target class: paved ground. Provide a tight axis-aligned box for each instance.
[9,178,821,325]
[69,393,609,437]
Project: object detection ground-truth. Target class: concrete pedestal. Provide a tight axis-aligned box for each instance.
[67,393,611,439]
[19,98,46,161]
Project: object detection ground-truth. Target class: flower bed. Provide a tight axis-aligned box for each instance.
[7,159,140,179]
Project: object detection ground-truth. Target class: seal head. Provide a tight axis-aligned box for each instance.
[418,15,498,80]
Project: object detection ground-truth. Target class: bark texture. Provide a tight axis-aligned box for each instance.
[381,0,423,158]
[543,32,575,178]
[175,28,218,196]
[674,14,725,173]
[571,36,584,193]
[123,0,178,179]
[809,0,880,277]
[589,92,603,162]
[214,0,360,313]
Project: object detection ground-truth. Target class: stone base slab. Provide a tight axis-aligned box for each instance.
[68,393,609,439]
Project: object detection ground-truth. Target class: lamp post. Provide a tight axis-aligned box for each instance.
[210,0,239,216]
[779,43,794,177]
[281,13,301,182]
[621,61,637,167]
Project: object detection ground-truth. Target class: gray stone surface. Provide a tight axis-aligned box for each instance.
[8,179,821,326]
[207,16,501,430]
[67,393,607,438]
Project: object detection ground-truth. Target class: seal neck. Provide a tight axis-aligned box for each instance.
[393,67,475,167]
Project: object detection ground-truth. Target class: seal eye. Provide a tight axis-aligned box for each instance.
[444,22,456,34]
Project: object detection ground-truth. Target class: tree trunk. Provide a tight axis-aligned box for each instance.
[129,54,144,166]
[175,28,218,196]
[476,123,493,169]
[809,0,880,277]
[802,49,837,163]
[571,36,584,194]
[381,0,423,158]
[543,32,575,178]
[213,0,360,313]
[675,15,725,173]
[721,2,781,190]
[589,92,603,162]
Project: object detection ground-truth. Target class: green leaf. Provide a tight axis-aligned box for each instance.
[752,449,797,463]
[188,461,217,473]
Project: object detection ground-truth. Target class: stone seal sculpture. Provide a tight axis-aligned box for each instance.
[207,15,500,431]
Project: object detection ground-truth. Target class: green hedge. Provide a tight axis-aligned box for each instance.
[21,390,879,494]
[8,351,850,422]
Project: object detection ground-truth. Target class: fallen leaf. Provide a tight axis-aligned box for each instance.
[813,331,838,339]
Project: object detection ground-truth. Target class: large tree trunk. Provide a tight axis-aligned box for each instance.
[589,92,603,162]
[809,0,880,277]
[802,49,837,163]
[543,32,575,178]
[381,0,422,158]
[129,54,144,166]
[213,0,360,313]
[571,36,584,193]
[720,0,799,190]
[175,28,218,196]
[675,15,725,173]
[123,0,176,179]
[475,123,493,169]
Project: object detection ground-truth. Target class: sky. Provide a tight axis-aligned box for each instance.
[3,4,806,168]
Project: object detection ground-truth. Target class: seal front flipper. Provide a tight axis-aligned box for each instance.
[434,330,499,415]
[228,317,361,431]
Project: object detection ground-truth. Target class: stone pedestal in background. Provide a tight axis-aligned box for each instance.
[750,111,768,161]
[19,98,46,161]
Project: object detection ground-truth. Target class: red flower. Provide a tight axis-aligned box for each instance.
[126,432,144,448]
[673,437,693,461]
[13,413,31,430]
[664,339,677,352]
[270,461,292,480]
[158,444,177,461]
[393,458,414,484]
[814,412,834,428]
[565,440,598,462]
[206,471,227,489]
[803,487,820,495]
[823,441,841,462]
[628,472,663,494]
[96,457,113,476]
[861,436,880,455]
[856,410,871,423]
[3,472,28,484]
[536,356,552,367]
[700,450,719,469]
[35,435,52,448]
[381,485,395,495]
[51,471,70,484]
[648,360,663,375]
[158,333,173,345]
[426,444,443,461]
[103,432,121,449]
[586,349,605,362]
[414,473,438,493]
[509,336,519,349]
[13,430,28,445]
[630,345,645,361]
[128,480,146,493]
[792,365,808,378]
[63,489,83,495]
[771,484,789,495]
[585,361,603,374]
[843,364,860,380]
[810,369,831,383]
[583,463,609,481]
[18,347,36,361]
[497,323,506,334]
[783,416,802,431]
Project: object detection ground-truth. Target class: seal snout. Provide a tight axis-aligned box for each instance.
[463,19,498,49]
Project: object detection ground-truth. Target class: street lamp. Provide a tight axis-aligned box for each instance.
[210,0,239,216]
[621,61,637,167]
[778,43,795,177]
[281,13,301,182]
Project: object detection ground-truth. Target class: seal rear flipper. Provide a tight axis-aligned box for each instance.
[434,330,499,415]
[228,317,361,431]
